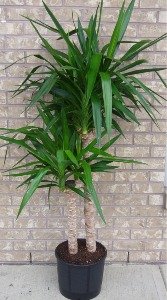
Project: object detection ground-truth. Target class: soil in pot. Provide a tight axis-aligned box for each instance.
[56,239,107,265]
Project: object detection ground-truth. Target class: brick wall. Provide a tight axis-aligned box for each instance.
[0,0,166,264]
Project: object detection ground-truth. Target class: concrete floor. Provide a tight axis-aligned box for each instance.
[0,264,166,300]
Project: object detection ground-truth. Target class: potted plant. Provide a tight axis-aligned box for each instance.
[1,0,166,299]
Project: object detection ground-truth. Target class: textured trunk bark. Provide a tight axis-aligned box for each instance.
[66,189,78,255]
[82,131,96,253]
[84,198,96,252]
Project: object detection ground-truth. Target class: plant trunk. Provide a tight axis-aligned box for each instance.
[65,189,78,255]
[82,131,96,253]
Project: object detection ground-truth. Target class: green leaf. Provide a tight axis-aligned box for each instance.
[27,73,57,110]
[107,1,124,59]
[65,150,79,167]
[92,93,102,147]
[118,0,135,42]
[100,72,112,140]
[77,18,86,53]
[82,160,106,223]
[17,167,49,218]
[86,53,102,101]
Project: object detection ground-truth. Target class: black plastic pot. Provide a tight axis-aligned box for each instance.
[55,239,107,300]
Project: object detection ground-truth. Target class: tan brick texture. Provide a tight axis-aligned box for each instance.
[0,0,166,264]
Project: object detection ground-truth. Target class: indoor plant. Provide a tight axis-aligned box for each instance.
[1,0,166,299]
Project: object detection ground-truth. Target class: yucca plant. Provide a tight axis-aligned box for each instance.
[1,0,166,257]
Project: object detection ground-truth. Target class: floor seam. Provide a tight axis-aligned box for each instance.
[159,265,167,290]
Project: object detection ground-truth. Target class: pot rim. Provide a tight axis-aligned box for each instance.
[55,239,107,267]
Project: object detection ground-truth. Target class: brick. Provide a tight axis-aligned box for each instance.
[0,106,24,118]
[0,195,11,205]
[6,36,41,49]
[132,183,164,194]
[159,11,167,22]
[6,8,43,21]
[47,218,67,228]
[106,251,128,262]
[31,229,64,239]
[162,230,167,239]
[0,229,30,239]
[99,194,147,206]
[130,251,160,262]
[151,147,165,157]
[156,39,167,51]
[31,251,55,262]
[0,241,13,251]
[147,218,167,228]
[92,172,114,182]
[116,146,149,157]
[0,219,13,228]
[133,158,165,170]
[149,195,164,206]
[150,171,165,182]
[47,240,62,251]
[161,251,167,261]
[0,91,7,104]
[98,229,130,239]
[103,206,130,217]
[30,206,62,217]
[14,218,46,228]
[97,183,130,194]
[131,229,162,239]
[0,252,29,262]
[131,206,163,217]
[140,0,167,8]
[131,10,157,23]
[115,171,148,182]
[0,8,6,20]
[113,240,145,250]
[14,241,46,250]
[145,240,166,250]
[134,133,166,145]
[0,37,4,48]
[114,218,145,228]
[0,23,24,35]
